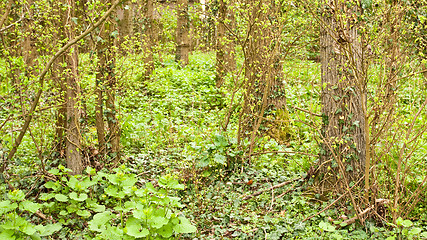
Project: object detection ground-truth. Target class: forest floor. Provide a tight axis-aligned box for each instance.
[113,52,426,239]
[2,52,427,239]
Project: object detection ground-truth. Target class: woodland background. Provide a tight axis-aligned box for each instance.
[0,0,427,239]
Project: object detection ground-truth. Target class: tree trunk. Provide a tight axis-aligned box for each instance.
[239,0,287,154]
[175,0,190,66]
[143,0,155,79]
[96,3,120,163]
[318,1,366,192]
[64,0,83,174]
[118,2,134,54]
[215,0,235,87]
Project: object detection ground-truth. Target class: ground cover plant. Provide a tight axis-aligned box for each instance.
[1,0,427,239]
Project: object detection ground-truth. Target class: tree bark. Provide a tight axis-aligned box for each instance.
[118,2,134,54]
[175,0,190,66]
[239,0,287,154]
[96,2,120,163]
[318,1,367,191]
[215,0,235,87]
[142,0,155,79]
[64,0,83,175]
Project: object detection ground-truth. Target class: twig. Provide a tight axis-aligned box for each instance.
[0,0,12,30]
[340,206,374,227]
[242,177,301,200]
[302,175,364,222]
[292,106,322,117]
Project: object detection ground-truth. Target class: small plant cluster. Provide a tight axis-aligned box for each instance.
[0,165,196,239]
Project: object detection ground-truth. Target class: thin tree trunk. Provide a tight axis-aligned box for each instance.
[239,0,287,153]
[143,0,155,78]
[64,0,83,174]
[96,3,120,163]
[118,2,133,54]
[175,0,189,66]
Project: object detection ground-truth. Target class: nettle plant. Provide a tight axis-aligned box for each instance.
[0,165,196,239]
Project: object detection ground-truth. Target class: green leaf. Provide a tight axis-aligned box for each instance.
[54,194,68,202]
[20,201,41,213]
[105,185,119,197]
[157,222,174,238]
[402,219,413,228]
[319,221,336,232]
[149,216,169,229]
[214,134,228,147]
[88,211,113,232]
[76,210,91,218]
[8,190,25,201]
[409,227,422,235]
[0,229,15,240]
[100,225,124,239]
[87,201,106,212]
[38,223,62,237]
[125,217,149,238]
[121,176,138,187]
[67,177,82,191]
[47,168,59,175]
[213,153,226,165]
[0,201,18,215]
[396,217,404,226]
[69,192,88,202]
[21,223,37,235]
[173,216,196,234]
[39,193,55,201]
[44,182,57,190]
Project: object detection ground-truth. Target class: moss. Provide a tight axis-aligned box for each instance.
[267,108,293,145]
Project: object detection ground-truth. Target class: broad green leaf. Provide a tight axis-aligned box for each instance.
[47,168,59,175]
[38,223,62,237]
[402,219,413,228]
[8,190,25,201]
[99,225,124,239]
[69,192,87,202]
[125,217,149,238]
[105,185,120,198]
[173,217,196,234]
[88,211,113,232]
[213,154,226,165]
[44,182,57,190]
[87,202,105,212]
[121,176,138,187]
[319,221,336,232]
[396,217,404,226]
[21,223,37,235]
[409,227,421,235]
[76,210,91,218]
[157,223,173,238]
[149,216,169,229]
[0,229,15,240]
[39,193,55,201]
[0,201,17,215]
[20,201,41,213]
[214,134,228,147]
[54,194,68,202]
[67,177,81,191]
